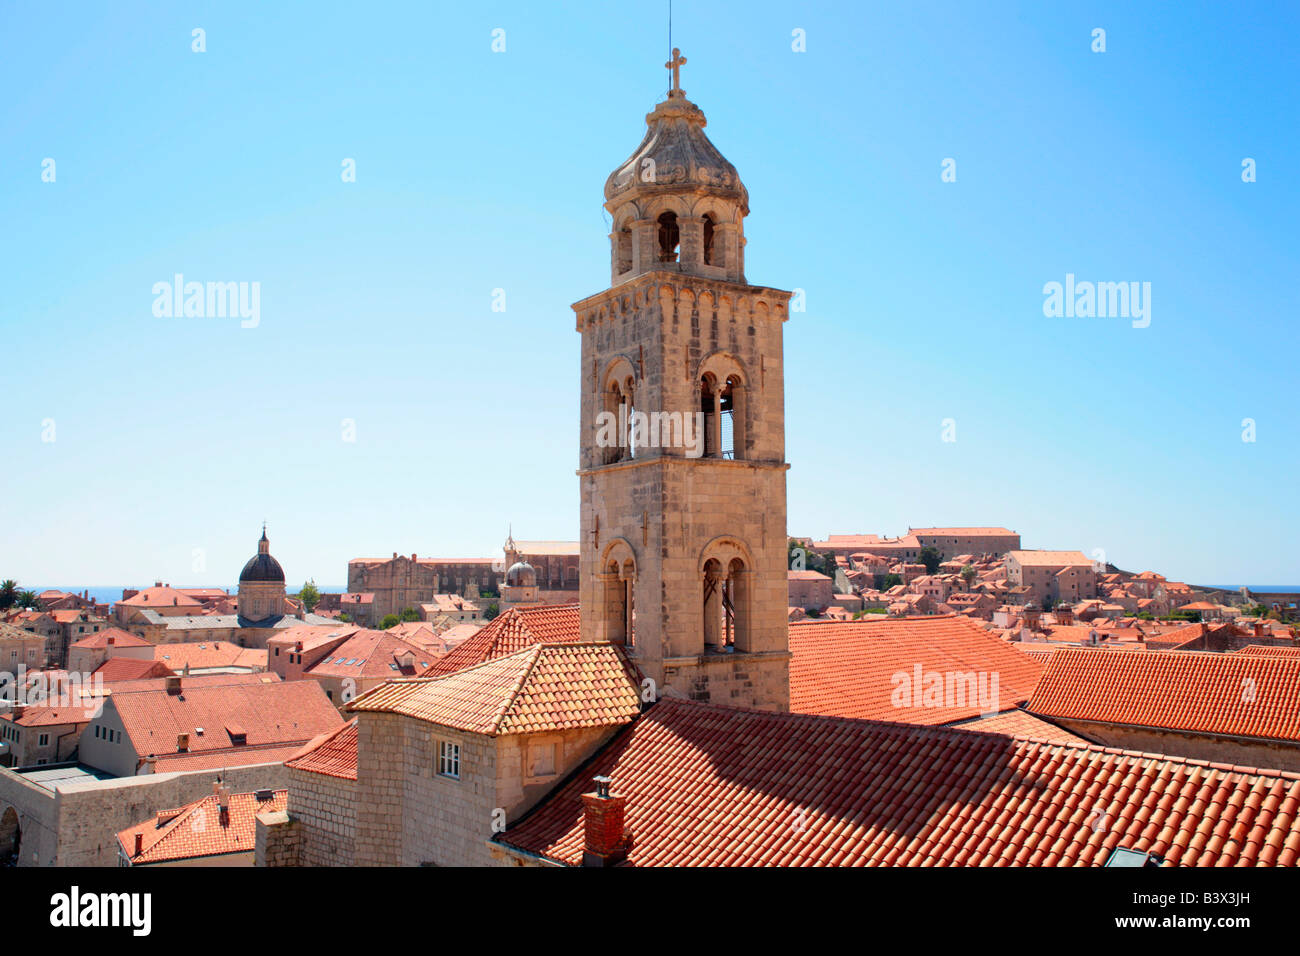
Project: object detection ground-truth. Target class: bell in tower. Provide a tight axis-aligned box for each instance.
[574,51,793,711]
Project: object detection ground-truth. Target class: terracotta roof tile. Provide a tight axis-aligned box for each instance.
[422,603,581,677]
[286,719,358,780]
[117,788,286,864]
[498,698,1300,867]
[351,643,640,736]
[789,616,1045,724]
[109,678,343,766]
[949,709,1092,745]
[93,658,175,681]
[1028,648,1300,742]
[70,628,153,649]
[1237,645,1300,659]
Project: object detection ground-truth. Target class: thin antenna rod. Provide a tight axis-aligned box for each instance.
[668,0,673,95]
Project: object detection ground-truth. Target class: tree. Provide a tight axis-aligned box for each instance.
[0,580,17,611]
[15,590,38,610]
[960,565,977,589]
[917,547,941,575]
[338,612,351,623]
[484,602,500,621]
[882,573,903,590]
[787,539,809,570]
[399,607,419,623]
[379,613,400,630]
[298,579,321,613]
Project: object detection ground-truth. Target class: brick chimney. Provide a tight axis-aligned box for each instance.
[165,675,181,695]
[581,775,628,866]
[134,832,143,857]
[1056,605,1074,626]
[1254,621,1266,638]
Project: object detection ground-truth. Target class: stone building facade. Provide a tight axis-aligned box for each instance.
[575,70,792,711]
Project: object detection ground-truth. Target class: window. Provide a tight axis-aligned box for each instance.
[438,740,460,779]
[527,742,557,778]
[702,213,717,265]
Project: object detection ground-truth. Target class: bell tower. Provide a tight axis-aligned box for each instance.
[575,53,791,711]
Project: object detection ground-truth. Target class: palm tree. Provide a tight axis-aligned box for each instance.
[15,590,39,610]
[0,581,17,611]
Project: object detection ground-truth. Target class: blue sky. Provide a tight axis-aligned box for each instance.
[1,0,1296,588]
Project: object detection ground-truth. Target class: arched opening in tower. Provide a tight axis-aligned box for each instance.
[657,212,680,262]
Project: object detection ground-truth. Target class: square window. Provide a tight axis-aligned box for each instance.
[437,740,460,779]
[528,742,557,777]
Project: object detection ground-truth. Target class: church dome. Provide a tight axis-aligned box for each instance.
[505,560,537,588]
[603,89,747,211]
[240,528,285,583]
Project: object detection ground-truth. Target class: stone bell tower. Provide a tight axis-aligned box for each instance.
[575,51,791,711]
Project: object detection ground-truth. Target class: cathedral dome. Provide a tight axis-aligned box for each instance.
[505,560,537,588]
[240,528,285,583]
[603,90,747,212]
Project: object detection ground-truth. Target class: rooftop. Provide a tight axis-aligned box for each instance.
[351,643,640,737]
[498,697,1300,867]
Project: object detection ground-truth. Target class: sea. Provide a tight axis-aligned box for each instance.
[35,585,349,604]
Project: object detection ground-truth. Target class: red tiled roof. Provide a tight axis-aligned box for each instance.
[93,658,175,681]
[153,642,267,671]
[286,719,358,780]
[422,603,581,677]
[789,616,1045,725]
[1028,648,1300,742]
[1237,645,1300,659]
[1007,550,1092,567]
[311,629,435,679]
[352,643,640,736]
[948,709,1092,745]
[117,586,202,609]
[108,678,343,763]
[117,788,286,864]
[71,627,152,649]
[150,744,307,774]
[498,697,1300,867]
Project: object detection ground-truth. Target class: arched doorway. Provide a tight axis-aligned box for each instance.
[0,807,20,867]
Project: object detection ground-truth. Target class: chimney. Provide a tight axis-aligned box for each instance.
[581,775,628,867]
[134,832,143,857]
[106,635,115,646]
[165,675,182,695]
[177,733,189,752]
[217,782,231,825]
[141,754,156,774]
[1254,621,1266,638]
[1057,606,1074,626]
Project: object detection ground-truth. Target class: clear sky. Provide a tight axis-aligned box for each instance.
[2,1,1296,589]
